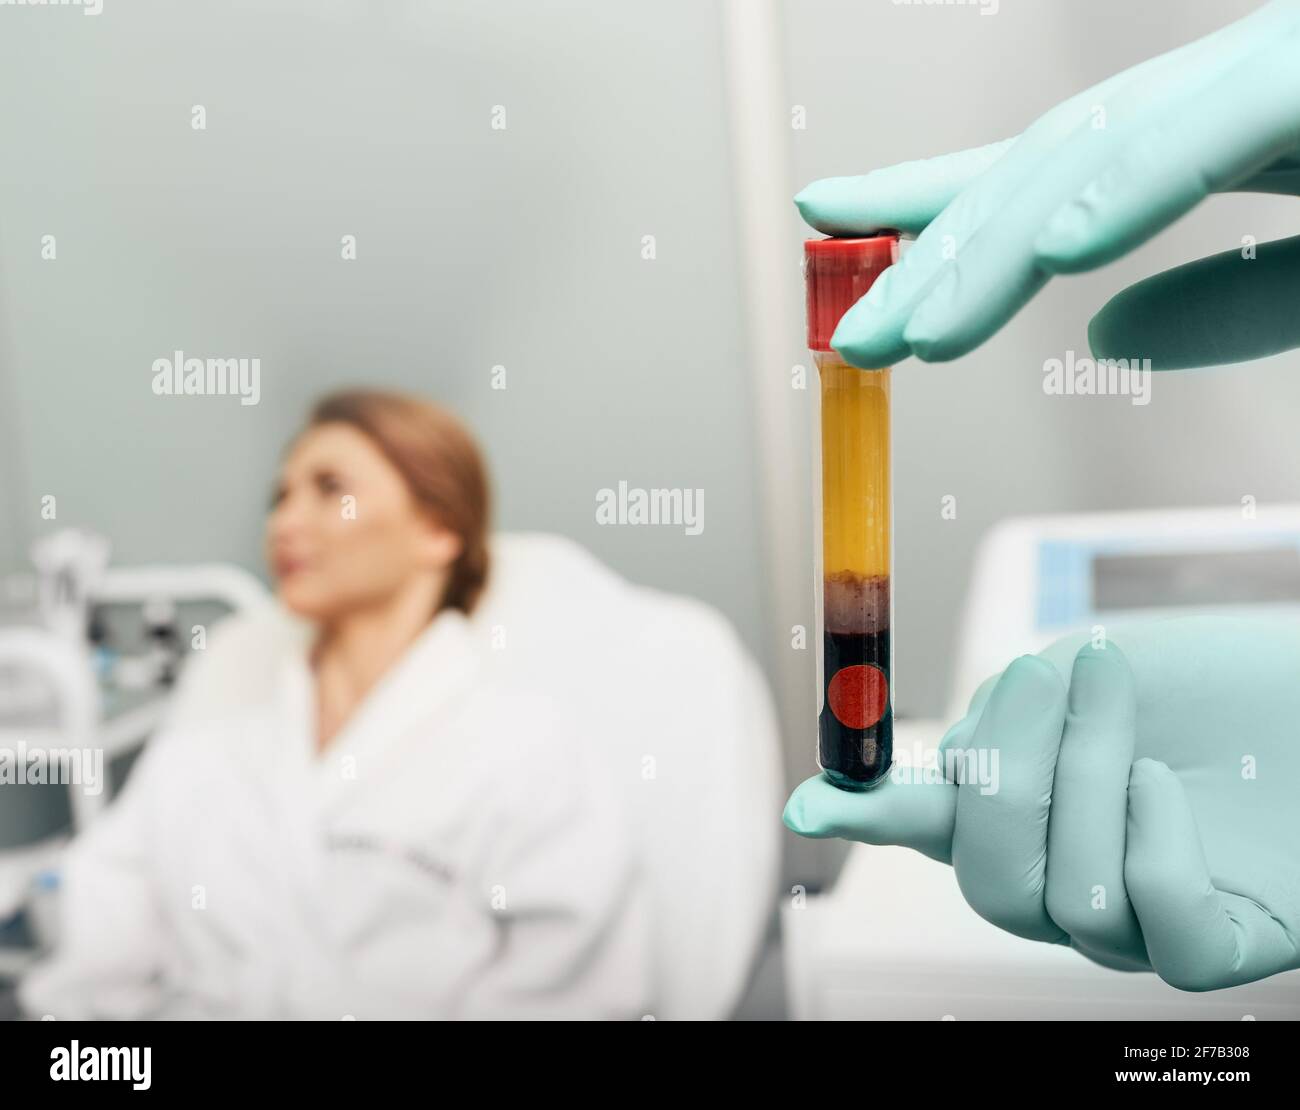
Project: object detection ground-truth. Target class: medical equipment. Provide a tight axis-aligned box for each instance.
[29,529,110,648]
[784,503,1300,1018]
[952,502,1300,715]
[805,234,898,790]
[0,549,268,978]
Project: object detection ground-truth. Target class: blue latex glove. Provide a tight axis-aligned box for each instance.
[783,616,1300,991]
[794,0,1300,369]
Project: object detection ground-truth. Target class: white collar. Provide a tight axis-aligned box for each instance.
[276,606,482,808]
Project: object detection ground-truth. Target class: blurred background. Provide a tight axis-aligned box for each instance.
[2,0,1299,1019]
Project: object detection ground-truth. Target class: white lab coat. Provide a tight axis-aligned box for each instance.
[18,605,652,1020]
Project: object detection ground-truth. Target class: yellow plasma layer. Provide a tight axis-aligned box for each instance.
[818,354,890,579]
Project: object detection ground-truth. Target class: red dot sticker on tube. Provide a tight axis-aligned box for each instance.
[828,665,888,730]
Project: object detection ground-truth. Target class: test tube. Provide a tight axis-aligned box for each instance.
[804,234,899,791]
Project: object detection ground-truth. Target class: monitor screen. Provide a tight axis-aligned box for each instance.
[1093,547,1300,610]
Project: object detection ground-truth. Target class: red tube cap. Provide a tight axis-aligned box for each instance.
[804,234,899,352]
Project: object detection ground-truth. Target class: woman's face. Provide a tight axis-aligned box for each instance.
[266,422,461,622]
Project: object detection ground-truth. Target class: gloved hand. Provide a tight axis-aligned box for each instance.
[783,616,1300,991]
[794,0,1300,370]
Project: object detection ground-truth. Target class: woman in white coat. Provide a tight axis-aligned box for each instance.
[19,390,651,1020]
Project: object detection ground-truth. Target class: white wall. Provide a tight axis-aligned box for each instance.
[0,0,768,653]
